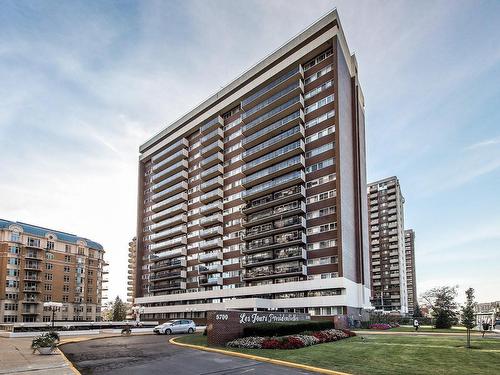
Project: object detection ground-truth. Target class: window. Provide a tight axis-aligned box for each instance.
[63,285,70,292]
[306,126,335,144]
[306,174,336,189]
[62,295,69,303]
[8,246,19,254]
[44,273,53,281]
[46,263,53,270]
[303,49,333,71]
[46,241,54,250]
[64,255,71,262]
[8,258,19,266]
[305,159,334,174]
[306,143,334,159]
[27,237,40,247]
[10,231,20,242]
[65,244,71,253]
[64,266,70,273]
[44,284,52,291]
[304,64,333,84]
[7,269,19,276]
[307,240,337,251]
[44,295,52,302]
[306,190,336,204]
[45,252,54,260]
[305,94,334,114]
[304,80,333,100]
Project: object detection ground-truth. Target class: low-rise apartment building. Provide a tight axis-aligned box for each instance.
[0,219,106,322]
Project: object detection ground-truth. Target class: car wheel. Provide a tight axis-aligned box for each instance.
[164,329,172,335]
[187,328,194,334]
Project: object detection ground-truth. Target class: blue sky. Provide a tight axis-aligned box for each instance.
[0,0,499,303]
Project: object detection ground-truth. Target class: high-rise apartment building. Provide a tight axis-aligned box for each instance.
[368,177,408,313]
[127,237,137,304]
[134,10,371,322]
[404,229,417,314]
[0,219,106,323]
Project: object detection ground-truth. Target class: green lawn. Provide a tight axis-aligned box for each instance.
[176,333,500,375]
[358,325,468,333]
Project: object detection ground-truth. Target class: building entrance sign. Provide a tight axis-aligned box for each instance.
[207,310,310,346]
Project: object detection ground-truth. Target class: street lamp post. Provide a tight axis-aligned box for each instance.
[43,302,63,329]
[132,306,145,325]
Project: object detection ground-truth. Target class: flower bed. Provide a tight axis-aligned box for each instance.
[369,323,400,330]
[226,329,355,349]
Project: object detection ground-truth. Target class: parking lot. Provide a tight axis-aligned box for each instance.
[59,334,315,374]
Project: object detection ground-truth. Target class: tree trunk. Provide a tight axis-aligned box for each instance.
[466,329,470,349]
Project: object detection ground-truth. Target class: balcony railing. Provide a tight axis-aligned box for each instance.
[242,156,304,188]
[150,225,187,242]
[201,128,224,145]
[243,125,304,162]
[244,185,304,214]
[151,160,188,184]
[241,65,303,108]
[200,116,223,133]
[200,176,223,192]
[200,152,223,169]
[152,149,188,173]
[198,249,223,262]
[150,270,186,281]
[149,237,187,252]
[150,203,187,223]
[150,214,188,232]
[243,140,304,175]
[244,216,306,240]
[151,192,187,213]
[242,95,304,134]
[150,281,186,291]
[242,170,305,201]
[199,213,223,227]
[200,164,223,181]
[244,201,305,226]
[242,247,306,267]
[151,181,188,202]
[198,276,223,286]
[201,140,224,157]
[150,257,186,270]
[242,264,306,280]
[200,201,223,215]
[151,138,188,164]
[244,231,306,254]
[200,188,223,204]
[242,80,304,123]
[199,226,223,239]
[198,264,223,274]
[152,171,188,193]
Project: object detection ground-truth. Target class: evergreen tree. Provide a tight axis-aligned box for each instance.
[422,286,459,329]
[413,304,423,318]
[111,296,128,321]
[461,288,476,348]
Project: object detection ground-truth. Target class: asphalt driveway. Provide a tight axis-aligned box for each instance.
[59,335,315,374]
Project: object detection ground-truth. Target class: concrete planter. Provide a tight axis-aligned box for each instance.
[36,347,55,355]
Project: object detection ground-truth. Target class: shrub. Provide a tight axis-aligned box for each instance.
[261,338,281,349]
[226,336,265,349]
[242,320,334,337]
[203,327,207,336]
[47,331,60,342]
[31,333,58,353]
[280,336,305,349]
[369,323,392,330]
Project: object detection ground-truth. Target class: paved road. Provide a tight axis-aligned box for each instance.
[59,335,315,375]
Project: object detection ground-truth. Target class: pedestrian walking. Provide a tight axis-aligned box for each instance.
[413,319,419,331]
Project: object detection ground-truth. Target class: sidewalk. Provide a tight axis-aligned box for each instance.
[0,337,73,375]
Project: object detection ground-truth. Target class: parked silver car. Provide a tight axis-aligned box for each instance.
[153,319,196,335]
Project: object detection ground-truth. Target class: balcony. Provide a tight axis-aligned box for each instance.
[151,138,188,164]
[201,140,224,157]
[152,149,188,173]
[198,249,223,262]
[199,226,223,239]
[150,225,187,242]
[242,140,305,175]
[198,264,223,274]
[242,156,304,189]
[150,214,188,232]
[199,213,223,227]
[244,216,306,241]
[151,160,188,184]
[151,181,188,202]
[23,286,40,293]
[200,176,223,193]
[200,164,223,181]
[200,188,223,204]
[22,297,40,304]
[150,258,186,271]
[243,185,305,215]
[241,95,304,136]
[241,80,304,124]
[149,237,187,252]
[150,203,187,223]
[200,128,224,146]
[26,241,42,249]
[201,152,224,169]
[24,263,41,271]
[152,171,188,193]
[21,308,39,315]
[242,264,307,281]
[23,275,41,282]
[199,201,223,216]
[242,170,305,201]
[243,231,306,254]
[198,276,223,286]
[200,115,223,134]
[242,247,306,267]
[150,270,187,281]
[151,192,188,213]
[241,65,304,109]
[25,252,42,260]
[244,201,305,227]
[150,281,186,292]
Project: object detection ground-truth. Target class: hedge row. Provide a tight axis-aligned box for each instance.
[243,320,334,337]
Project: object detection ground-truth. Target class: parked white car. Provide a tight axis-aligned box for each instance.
[153,319,196,335]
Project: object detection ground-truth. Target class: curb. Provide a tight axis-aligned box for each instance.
[169,337,351,375]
